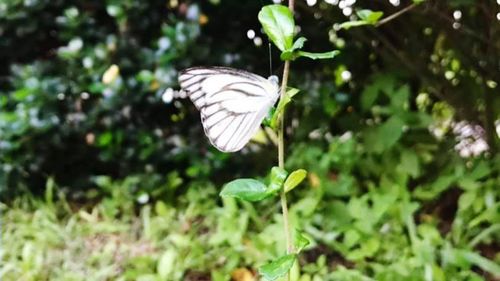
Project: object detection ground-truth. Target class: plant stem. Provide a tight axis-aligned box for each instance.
[280,0,295,259]
[278,61,289,169]
[279,2,295,280]
[375,3,418,27]
[278,60,293,256]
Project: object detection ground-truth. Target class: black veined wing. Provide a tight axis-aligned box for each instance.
[178,66,280,152]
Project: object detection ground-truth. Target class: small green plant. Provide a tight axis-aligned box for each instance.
[219,2,338,280]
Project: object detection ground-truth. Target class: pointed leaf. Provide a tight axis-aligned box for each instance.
[258,254,297,281]
[454,249,500,276]
[297,50,340,60]
[280,37,308,61]
[270,88,300,129]
[291,37,307,50]
[356,9,384,23]
[258,5,294,51]
[339,21,371,30]
[268,166,288,194]
[284,169,307,193]
[220,179,271,202]
[339,10,383,30]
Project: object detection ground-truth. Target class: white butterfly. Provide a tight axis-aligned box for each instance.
[177,66,280,152]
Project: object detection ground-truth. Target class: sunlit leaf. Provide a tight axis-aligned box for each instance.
[258,254,297,281]
[339,10,383,30]
[356,10,384,23]
[220,179,271,202]
[258,5,294,51]
[291,37,307,50]
[284,169,307,193]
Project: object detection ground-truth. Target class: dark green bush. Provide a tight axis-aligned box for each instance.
[1,0,203,195]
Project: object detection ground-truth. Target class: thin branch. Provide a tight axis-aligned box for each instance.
[376,3,418,27]
[428,8,497,51]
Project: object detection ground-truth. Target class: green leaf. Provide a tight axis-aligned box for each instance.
[258,5,294,51]
[339,10,383,30]
[291,37,307,50]
[280,37,308,60]
[259,254,297,281]
[284,169,307,193]
[268,166,288,194]
[398,150,420,178]
[294,229,310,253]
[262,106,276,127]
[339,21,371,30]
[220,179,271,202]
[297,50,340,60]
[346,237,381,261]
[356,10,384,23]
[270,87,300,129]
[445,248,500,276]
[360,83,380,111]
[280,37,340,62]
[363,116,405,153]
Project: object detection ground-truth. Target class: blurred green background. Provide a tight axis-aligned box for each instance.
[1,0,499,280]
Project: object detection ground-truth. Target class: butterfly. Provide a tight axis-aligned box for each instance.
[178,66,280,152]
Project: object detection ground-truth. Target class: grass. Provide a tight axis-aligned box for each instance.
[1,176,499,281]
[1,182,285,281]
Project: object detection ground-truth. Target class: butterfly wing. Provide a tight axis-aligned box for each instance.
[178,67,279,152]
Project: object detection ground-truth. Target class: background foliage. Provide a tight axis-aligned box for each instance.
[1,0,499,280]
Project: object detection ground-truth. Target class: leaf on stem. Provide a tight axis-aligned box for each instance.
[281,38,339,61]
[220,179,271,202]
[268,166,288,194]
[270,87,300,129]
[258,254,297,281]
[339,9,384,30]
[284,169,307,193]
[357,9,384,23]
[297,50,340,60]
[280,37,307,60]
[258,5,294,51]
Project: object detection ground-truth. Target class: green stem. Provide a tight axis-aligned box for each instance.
[279,2,295,280]
[375,3,417,27]
[278,49,293,281]
[278,60,293,256]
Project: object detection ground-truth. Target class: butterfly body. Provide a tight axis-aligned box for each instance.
[178,67,280,152]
